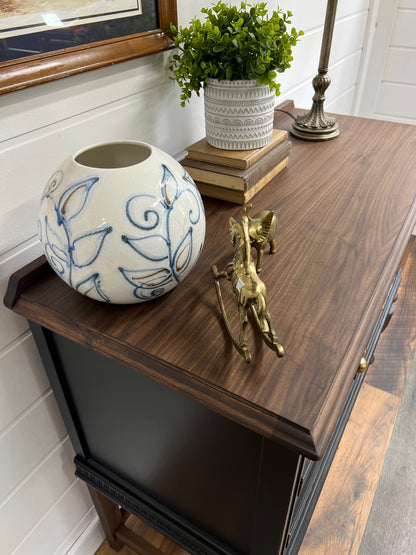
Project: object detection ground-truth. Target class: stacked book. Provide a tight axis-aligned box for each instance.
[182,129,291,204]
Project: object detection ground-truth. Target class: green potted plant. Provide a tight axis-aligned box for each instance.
[169,1,303,150]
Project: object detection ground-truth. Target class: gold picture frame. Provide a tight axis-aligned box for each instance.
[0,0,177,95]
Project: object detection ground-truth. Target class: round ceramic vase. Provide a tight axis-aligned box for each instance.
[38,141,206,304]
[204,78,275,150]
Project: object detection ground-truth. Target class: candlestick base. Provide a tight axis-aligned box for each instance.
[291,111,339,141]
[291,72,339,141]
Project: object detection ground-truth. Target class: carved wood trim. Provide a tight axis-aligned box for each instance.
[75,456,235,555]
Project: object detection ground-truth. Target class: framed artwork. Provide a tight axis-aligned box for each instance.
[0,0,177,95]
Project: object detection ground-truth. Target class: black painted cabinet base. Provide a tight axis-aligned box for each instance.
[28,267,401,555]
[31,324,301,555]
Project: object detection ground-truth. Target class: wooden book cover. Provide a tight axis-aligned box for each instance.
[183,140,291,191]
[185,129,288,169]
[195,157,289,204]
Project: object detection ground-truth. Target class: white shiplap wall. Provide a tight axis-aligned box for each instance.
[277,0,371,114]
[356,0,416,124]
[0,1,371,553]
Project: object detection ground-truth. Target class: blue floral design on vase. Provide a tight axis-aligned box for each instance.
[38,141,206,304]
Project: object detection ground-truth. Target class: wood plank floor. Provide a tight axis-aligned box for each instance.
[299,383,401,554]
[95,238,416,555]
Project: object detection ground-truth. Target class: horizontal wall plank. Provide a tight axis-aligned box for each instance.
[0,200,41,256]
[0,391,67,503]
[327,88,356,115]
[283,51,363,112]
[0,438,76,555]
[279,12,368,99]
[174,0,367,43]
[277,0,369,31]
[391,10,416,48]
[399,0,415,8]
[180,0,368,37]
[0,52,171,144]
[0,240,43,350]
[325,52,364,104]
[13,480,93,555]
[324,12,369,65]
[376,83,416,120]
[276,0,327,30]
[0,333,49,432]
[384,48,416,84]
[337,0,370,18]
[62,511,104,555]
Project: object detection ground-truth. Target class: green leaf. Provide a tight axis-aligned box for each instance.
[167,0,303,104]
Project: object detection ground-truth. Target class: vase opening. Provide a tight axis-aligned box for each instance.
[74,142,152,169]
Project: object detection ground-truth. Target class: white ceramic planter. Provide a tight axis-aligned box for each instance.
[204,79,275,150]
[38,141,206,304]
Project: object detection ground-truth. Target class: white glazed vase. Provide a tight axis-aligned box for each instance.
[204,78,275,150]
[38,141,206,304]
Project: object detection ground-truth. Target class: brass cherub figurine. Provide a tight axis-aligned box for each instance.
[212,210,283,363]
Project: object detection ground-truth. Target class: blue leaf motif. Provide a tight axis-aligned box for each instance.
[182,170,197,189]
[49,243,69,264]
[173,227,193,277]
[57,177,99,224]
[76,273,110,302]
[44,244,66,275]
[126,195,161,230]
[122,234,168,262]
[119,267,174,301]
[119,267,174,289]
[42,171,64,199]
[44,215,69,264]
[186,188,204,225]
[117,163,204,301]
[161,164,179,207]
[72,226,113,268]
[134,287,166,301]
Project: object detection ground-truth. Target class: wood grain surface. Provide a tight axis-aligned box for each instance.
[7,108,416,459]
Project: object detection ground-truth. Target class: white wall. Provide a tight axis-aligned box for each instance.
[277,0,371,115]
[356,0,416,124]
[0,1,371,553]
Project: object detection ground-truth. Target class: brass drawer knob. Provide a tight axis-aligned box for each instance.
[357,357,368,374]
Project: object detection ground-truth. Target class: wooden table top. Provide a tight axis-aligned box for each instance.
[6,105,416,459]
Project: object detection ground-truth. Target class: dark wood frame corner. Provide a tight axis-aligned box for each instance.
[0,0,177,95]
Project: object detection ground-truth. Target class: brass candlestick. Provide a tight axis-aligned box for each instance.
[291,0,339,141]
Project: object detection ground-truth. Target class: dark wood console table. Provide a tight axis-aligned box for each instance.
[5,105,416,555]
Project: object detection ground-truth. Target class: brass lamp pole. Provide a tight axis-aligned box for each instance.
[291,0,339,140]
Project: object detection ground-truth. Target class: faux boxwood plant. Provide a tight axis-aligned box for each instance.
[168,1,303,106]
